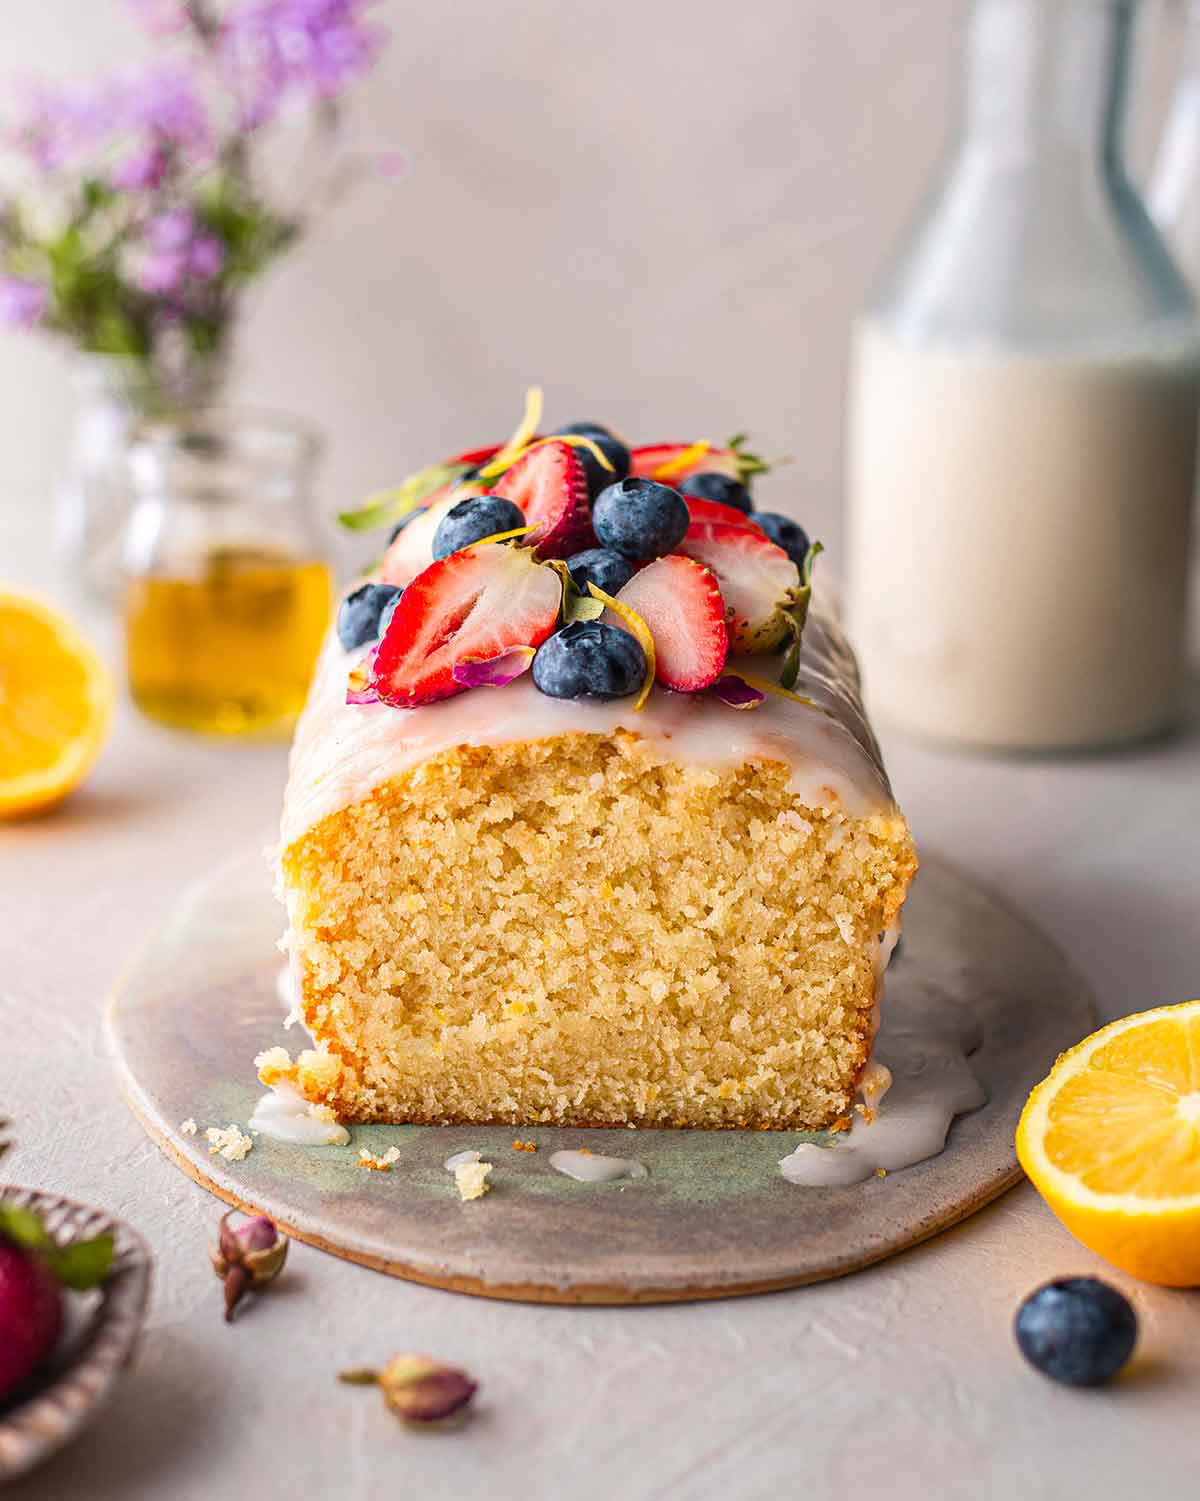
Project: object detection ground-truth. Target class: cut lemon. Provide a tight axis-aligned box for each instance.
[0,590,113,819]
[1017,1001,1200,1286]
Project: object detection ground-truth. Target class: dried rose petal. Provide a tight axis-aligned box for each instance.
[236,1215,278,1253]
[211,1211,289,1322]
[378,1354,478,1425]
[346,648,380,705]
[710,675,765,710]
[451,645,536,689]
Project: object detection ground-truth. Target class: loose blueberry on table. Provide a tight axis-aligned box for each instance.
[1014,1277,1138,1387]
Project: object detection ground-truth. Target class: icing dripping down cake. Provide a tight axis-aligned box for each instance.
[264,407,917,1131]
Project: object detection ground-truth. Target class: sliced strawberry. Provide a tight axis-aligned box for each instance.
[629,443,742,484]
[373,543,561,707]
[493,440,592,557]
[613,555,728,692]
[444,441,504,468]
[674,521,800,653]
[377,486,485,587]
[684,496,763,530]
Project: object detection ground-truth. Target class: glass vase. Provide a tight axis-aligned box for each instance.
[54,354,226,606]
[122,409,333,736]
[847,0,1200,752]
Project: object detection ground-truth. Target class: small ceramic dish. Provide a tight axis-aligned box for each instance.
[0,1185,152,1481]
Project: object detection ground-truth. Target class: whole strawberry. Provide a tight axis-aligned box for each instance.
[0,1201,113,1404]
[0,1239,63,1402]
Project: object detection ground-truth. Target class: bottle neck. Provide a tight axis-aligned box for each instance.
[961,0,1135,176]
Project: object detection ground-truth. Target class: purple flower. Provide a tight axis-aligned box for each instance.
[221,0,386,129]
[9,78,121,171]
[137,250,188,297]
[188,232,224,281]
[9,60,210,172]
[146,206,197,253]
[110,142,169,191]
[127,62,212,157]
[0,277,47,330]
[136,210,224,295]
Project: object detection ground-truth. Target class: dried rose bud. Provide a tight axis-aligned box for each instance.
[210,1211,289,1322]
[338,1354,477,1427]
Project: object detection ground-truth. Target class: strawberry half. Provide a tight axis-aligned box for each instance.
[493,440,592,557]
[684,496,763,530]
[373,543,561,707]
[377,486,484,587]
[444,441,504,468]
[629,443,742,484]
[613,555,728,692]
[674,521,800,653]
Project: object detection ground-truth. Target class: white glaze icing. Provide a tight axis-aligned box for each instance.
[443,1149,482,1171]
[549,1149,648,1183]
[777,1030,985,1187]
[280,593,894,848]
[249,1083,350,1146]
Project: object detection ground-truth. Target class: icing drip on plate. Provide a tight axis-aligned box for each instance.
[549,1149,648,1183]
[779,1012,986,1187]
[250,1083,350,1146]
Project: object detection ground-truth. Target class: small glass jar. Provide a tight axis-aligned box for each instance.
[122,410,333,736]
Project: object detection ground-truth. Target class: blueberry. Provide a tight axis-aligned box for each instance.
[592,477,690,560]
[1014,1277,1137,1387]
[532,620,646,700]
[550,422,631,499]
[679,470,754,514]
[337,582,404,651]
[553,420,612,439]
[432,494,525,560]
[755,512,811,570]
[564,547,635,598]
[378,590,403,638]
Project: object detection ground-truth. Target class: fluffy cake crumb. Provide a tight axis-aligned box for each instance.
[454,1161,493,1200]
[358,1145,402,1171]
[180,1118,198,1136]
[206,1124,253,1161]
[512,1140,537,1152]
[279,732,915,1130]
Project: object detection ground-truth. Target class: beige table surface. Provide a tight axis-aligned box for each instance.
[4,505,1200,1501]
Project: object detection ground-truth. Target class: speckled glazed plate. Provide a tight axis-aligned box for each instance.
[0,1187,152,1481]
[108,849,1094,1304]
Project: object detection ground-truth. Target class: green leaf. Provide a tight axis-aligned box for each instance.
[546,559,605,625]
[777,540,823,691]
[47,1234,114,1292]
[338,462,470,533]
[0,1204,53,1252]
[726,432,791,482]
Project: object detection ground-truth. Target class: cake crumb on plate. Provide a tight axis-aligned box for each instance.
[454,1161,493,1201]
[205,1124,253,1161]
[358,1146,401,1171]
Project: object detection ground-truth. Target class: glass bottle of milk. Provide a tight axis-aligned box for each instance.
[848,0,1200,751]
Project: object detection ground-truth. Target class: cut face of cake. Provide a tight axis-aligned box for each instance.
[267,403,917,1131]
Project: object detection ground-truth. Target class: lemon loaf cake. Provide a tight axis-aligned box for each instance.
[265,406,916,1130]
